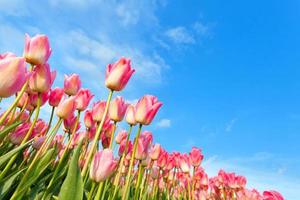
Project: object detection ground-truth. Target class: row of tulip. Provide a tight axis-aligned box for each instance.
[0,34,284,200]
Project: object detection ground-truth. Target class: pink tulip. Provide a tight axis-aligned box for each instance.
[157,150,168,168]
[90,149,118,182]
[150,143,162,160]
[92,101,107,122]
[87,126,96,141]
[74,89,93,111]
[263,191,284,200]
[24,34,51,65]
[135,95,163,125]
[109,96,128,122]
[17,92,29,108]
[64,74,81,96]
[179,153,190,173]
[105,57,135,91]
[32,136,46,150]
[101,133,111,149]
[49,87,65,107]
[0,56,28,98]
[56,97,76,119]
[189,147,204,167]
[71,132,86,148]
[29,92,49,107]
[32,119,48,136]
[125,104,137,125]
[63,114,81,133]
[29,63,56,93]
[9,123,35,145]
[84,110,95,129]
[118,140,133,157]
[115,130,128,144]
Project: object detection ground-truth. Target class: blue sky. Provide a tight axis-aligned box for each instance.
[0,0,300,199]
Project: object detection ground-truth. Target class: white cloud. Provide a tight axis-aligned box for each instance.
[156,118,171,128]
[165,26,195,44]
[225,118,238,132]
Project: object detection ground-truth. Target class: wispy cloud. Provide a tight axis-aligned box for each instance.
[156,118,171,128]
[225,118,238,132]
[165,26,196,44]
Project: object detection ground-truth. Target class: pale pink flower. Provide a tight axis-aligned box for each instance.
[64,74,81,96]
[135,95,162,125]
[74,88,93,111]
[109,96,128,122]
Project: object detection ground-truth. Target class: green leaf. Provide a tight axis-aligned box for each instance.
[14,147,57,199]
[0,167,26,199]
[58,139,84,200]
[0,139,33,166]
[0,121,22,140]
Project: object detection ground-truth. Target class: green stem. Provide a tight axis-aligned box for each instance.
[10,118,63,200]
[43,111,81,198]
[81,90,114,178]
[0,80,29,126]
[111,125,133,200]
[122,123,143,200]
[88,182,96,200]
[134,162,144,200]
[95,182,104,200]
[187,173,191,200]
[0,93,41,182]
[46,106,55,134]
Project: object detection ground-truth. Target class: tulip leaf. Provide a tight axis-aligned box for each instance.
[58,139,84,200]
[0,121,22,140]
[0,167,26,199]
[0,139,32,166]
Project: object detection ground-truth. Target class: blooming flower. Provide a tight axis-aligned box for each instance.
[0,56,28,98]
[90,149,118,182]
[135,95,162,125]
[64,74,81,96]
[105,57,135,91]
[24,34,51,65]
[109,96,128,122]
[74,88,93,111]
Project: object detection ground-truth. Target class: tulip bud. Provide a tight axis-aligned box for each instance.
[56,97,76,119]
[150,143,162,160]
[49,87,65,107]
[105,57,135,91]
[24,34,51,65]
[135,95,162,125]
[91,101,106,122]
[0,56,28,98]
[115,130,128,144]
[64,74,81,96]
[189,147,204,167]
[109,96,128,122]
[179,154,190,173]
[125,104,137,125]
[74,88,93,111]
[84,110,94,129]
[29,63,56,93]
[90,149,118,182]
[263,191,284,200]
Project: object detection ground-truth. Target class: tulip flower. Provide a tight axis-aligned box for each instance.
[29,63,56,93]
[56,97,76,119]
[263,190,284,200]
[9,123,33,145]
[63,114,81,133]
[125,104,137,125]
[84,110,94,129]
[150,143,162,160]
[91,101,107,122]
[17,92,29,108]
[115,130,128,144]
[109,96,128,122]
[49,87,65,107]
[179,154,190,173]
[0,56,27,98]
[24,34,51,65]
[90,149,118,182]
[64,74,81,96]
[189,147,204,167]
[105,57,135,91]
[29,92,49,107]
[32,136,46,150]
[118,140,133,157]
[74,88,93,111]
[135,95,163,125]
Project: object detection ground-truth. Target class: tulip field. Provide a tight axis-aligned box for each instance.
[0,34,284,200]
